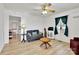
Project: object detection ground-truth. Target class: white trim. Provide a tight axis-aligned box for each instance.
[4,40,9,44]
[0,44,4,53]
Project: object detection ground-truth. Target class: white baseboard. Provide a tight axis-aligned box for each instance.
[0,41,9,53]
[0,45,4,53]
[0,49,2,52]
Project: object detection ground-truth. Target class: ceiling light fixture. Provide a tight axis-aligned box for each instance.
[42,10,47,15]
[41,3,55,15]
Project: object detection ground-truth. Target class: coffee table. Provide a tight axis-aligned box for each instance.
[40,37,51,49]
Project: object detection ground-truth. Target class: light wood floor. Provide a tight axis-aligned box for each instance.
[0,37,74,55]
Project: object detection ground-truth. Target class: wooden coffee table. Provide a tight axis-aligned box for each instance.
[40,37,51,49]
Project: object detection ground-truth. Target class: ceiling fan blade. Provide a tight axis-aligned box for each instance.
[41,4,47,10]
[47,9,55,12]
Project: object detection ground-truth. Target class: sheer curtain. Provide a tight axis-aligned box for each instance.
[61,16,68,36]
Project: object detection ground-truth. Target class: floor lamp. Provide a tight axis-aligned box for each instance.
[21,24,26,42]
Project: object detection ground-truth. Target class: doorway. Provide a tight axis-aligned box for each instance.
[9,16,21,43]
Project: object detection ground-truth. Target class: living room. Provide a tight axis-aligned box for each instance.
[0,3,79,55]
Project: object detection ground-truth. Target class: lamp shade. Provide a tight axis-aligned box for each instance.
[21,24,26,29]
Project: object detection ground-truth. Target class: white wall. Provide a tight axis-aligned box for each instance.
[0,4,5,52]
[4,6,79,44]
[24,13,45,32]
[4,10,46,43]
[45,8,79,43]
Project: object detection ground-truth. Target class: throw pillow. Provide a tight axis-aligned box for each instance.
[28,33,31,36]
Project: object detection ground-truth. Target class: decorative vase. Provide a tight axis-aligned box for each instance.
[44,28,47,37]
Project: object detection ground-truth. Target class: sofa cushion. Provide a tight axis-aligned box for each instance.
[28,33,31,36]
[32,31,37,35]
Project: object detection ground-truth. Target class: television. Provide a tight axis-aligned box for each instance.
[48,27,53,31]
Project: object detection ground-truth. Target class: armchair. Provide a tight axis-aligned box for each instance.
[70,37,79,55]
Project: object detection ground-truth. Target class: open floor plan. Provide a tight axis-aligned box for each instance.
[0,3,79,55]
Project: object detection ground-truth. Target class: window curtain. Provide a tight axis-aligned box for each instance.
[61,16,68,36]
[54,18,60,35]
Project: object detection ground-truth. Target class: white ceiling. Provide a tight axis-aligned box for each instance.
[3,3,79,14]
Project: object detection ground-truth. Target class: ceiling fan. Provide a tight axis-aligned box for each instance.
[41,3,55,15]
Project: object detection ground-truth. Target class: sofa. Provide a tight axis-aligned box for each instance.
[70,37,79,55]
[26,30,43,42]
